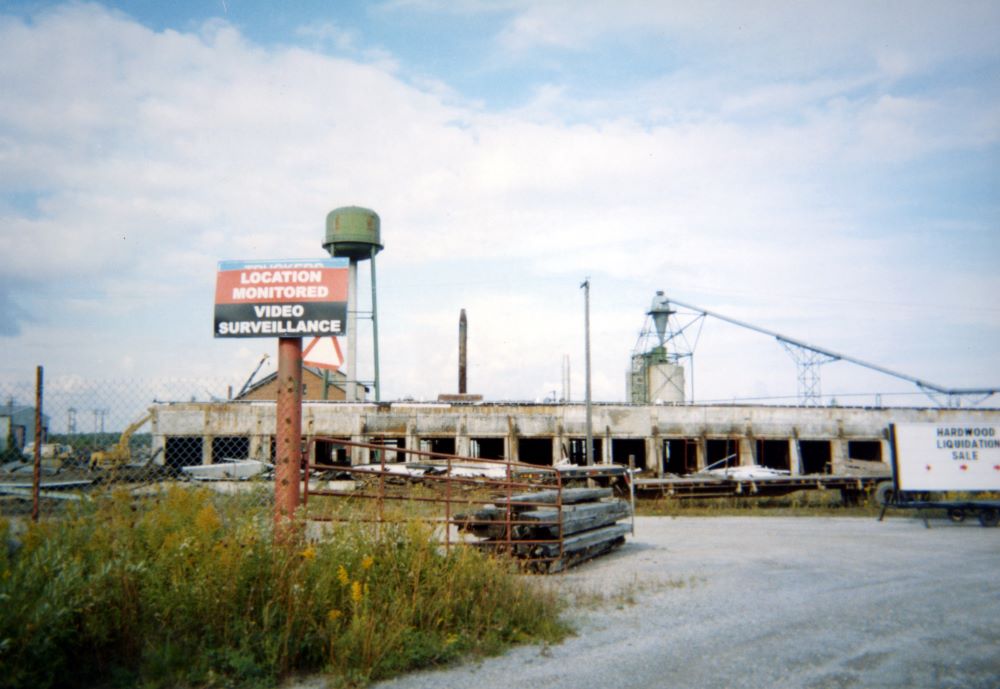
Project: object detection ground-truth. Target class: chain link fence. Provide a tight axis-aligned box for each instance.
[0,373,276,519]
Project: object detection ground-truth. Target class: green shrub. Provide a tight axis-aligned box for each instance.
[0,487,566,688]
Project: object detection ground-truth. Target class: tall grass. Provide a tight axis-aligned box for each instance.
[0,487,566,688]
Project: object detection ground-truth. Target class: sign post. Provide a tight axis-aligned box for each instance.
[215,258,349,533]
[275,338,303,531]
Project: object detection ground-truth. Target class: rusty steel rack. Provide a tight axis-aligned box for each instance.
[303,438,573,572]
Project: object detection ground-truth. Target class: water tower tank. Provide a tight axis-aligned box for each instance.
[324,206,382,259]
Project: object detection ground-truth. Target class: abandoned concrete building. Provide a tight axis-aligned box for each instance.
[148,400,1000,477]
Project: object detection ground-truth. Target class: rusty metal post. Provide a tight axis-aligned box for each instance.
[31,365,42,522]
[275,338,302,533]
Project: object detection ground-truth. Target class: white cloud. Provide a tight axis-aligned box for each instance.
[489,0,1000,73]
[295,21,357,52]
[0,2,997,404]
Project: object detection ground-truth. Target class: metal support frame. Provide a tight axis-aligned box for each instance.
[779,340,839,406]
[630,303,704,403]
[664,296,999,408]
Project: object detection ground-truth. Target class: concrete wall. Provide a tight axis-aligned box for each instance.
[150,401,1000,476]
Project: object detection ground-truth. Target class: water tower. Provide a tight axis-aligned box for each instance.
[628,290,686,404]
[323,206,383,402]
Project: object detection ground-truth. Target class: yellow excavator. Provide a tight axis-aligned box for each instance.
[89,411,153,470]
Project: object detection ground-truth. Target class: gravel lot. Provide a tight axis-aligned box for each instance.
[371,515,1000,689]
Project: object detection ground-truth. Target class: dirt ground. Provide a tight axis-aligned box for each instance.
[364,515,1000,689]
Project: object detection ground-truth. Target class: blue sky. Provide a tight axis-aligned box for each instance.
[1,0,998,407]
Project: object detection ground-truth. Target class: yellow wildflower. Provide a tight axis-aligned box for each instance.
[327,608,343,622]
[337,565,350,586]
[361,555,374,570]
[351,580,363,603]
[194,504,222,533]
[300,545,316,561]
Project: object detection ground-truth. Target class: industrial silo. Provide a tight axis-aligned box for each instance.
[628,291,686,404]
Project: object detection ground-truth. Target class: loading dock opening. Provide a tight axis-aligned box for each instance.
[471,437,505,460]
[706,438,739,468]
[611,438,645,467]
[755,439,790,471]
[663,438,698,475]
[848,440,882,462]
[799,440,831,474]
[165,436,203,468]
[316,437,351,466]
[423,438,456,456]
[568,438,603,465]
[211,436,250,462]
[518,437,553,466]
[370,437,406,463]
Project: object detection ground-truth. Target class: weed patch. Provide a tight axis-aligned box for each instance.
[0,487,567,688]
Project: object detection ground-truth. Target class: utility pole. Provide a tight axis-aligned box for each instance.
[562,354,570,402]
[581,278,593,466]
[459,309,468,394]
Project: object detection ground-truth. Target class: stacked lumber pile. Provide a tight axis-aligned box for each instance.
[456,487,630,573]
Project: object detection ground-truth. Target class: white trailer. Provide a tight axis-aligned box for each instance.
[878,422,1000,527]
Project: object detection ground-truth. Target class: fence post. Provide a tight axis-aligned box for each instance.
[31,366,43,522]
[275,338,302,537]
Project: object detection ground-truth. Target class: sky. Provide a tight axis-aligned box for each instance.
[1,0,998,410]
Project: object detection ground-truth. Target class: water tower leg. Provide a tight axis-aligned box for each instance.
[370,249,380,402]
[347,259,358,402]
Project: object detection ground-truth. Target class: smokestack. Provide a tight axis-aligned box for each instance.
[459,309,467,394]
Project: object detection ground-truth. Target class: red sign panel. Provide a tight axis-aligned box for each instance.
[214,258,349,338]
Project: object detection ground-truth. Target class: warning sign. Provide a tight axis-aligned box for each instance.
[891,422,1000,492]
[214,258,349,338]
[303,337,344,371]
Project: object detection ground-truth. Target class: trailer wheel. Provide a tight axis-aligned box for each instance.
[978,508,999,528]
[874,481,895,507]
[947,508,966,523]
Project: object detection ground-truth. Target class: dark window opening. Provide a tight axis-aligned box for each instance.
[370,437,406,463]
[212,436,250,462]
[799,440,831,474]
[568,438,603,465]
[706,439,739,469]
[755,439,790,471]
[425,437,456,457]
[848,440,882,462]
[664,438,699,475]
[518,438,552,466]
[316,438,351,466]
[611,438,646,467]
[165,436,203,468]
[471,437,505,460]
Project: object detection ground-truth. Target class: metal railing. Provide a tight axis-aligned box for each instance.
[303,438,566,571]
